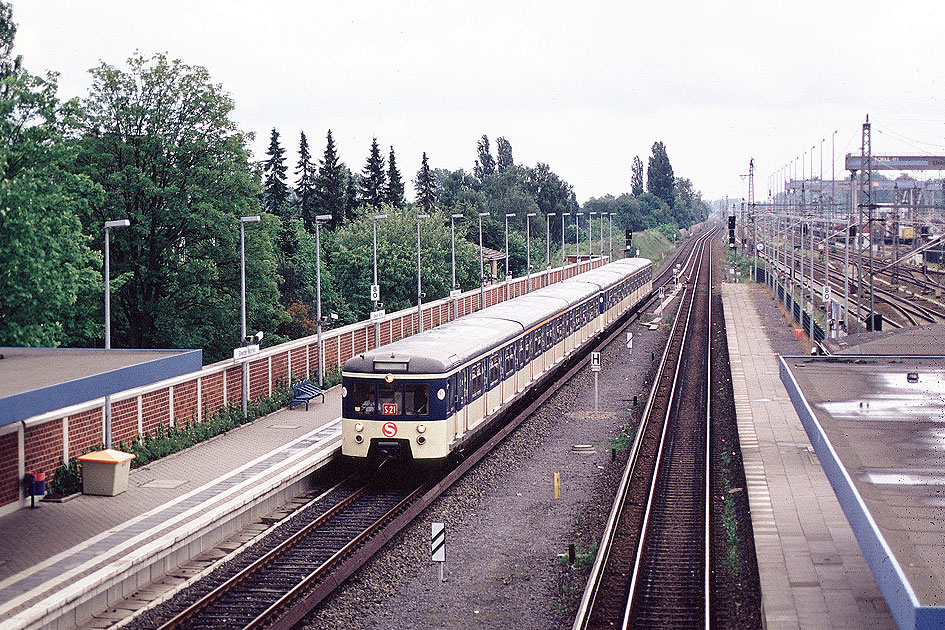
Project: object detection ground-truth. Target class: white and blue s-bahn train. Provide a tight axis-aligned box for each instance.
[340,258,653,462]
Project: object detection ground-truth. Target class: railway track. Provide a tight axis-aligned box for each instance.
[156,473,427,630]
[574,228,714,629]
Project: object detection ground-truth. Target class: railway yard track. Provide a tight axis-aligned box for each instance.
[574,230,715,629]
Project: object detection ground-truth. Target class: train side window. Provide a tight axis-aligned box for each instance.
[489,352,501,387]
[456,370,466,408]
[534,330,543,355]
[405,382,429,416]
[504,345,515,378]
[468,363,483,400]
[378,381,403,416]
[353,380,376,415]
[446,376,454,414]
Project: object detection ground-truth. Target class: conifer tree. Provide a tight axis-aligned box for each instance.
[631,155,644,196]
[474,134,495,180]
[294,131,316,225]
[263,128,290,213]
[496,136,513,172]
[647,141,675,207]
[386,145,405,208]
[315,129,347,228]
[415,151,436,212]
[359,137,386,208]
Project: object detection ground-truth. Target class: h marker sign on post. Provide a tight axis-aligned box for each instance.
[432,522,446,582]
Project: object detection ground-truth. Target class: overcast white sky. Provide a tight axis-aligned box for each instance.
[13,0,945,205]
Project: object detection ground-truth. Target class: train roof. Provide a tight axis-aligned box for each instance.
[342,258,652,376]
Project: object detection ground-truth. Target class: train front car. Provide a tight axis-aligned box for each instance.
[341,317,518,463]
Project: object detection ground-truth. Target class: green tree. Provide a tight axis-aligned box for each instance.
[0,12,103,347]
[315,129,347,229]
[77,53,284,361]
[631,155,644,196]
[647,141,675,207]
[496,136,513,172]
[474,134,495,180]
[386,145,405,208]
[263,128,290,214]
[359,137,386,209]
[414,151,436,212]
[295,131,316,225]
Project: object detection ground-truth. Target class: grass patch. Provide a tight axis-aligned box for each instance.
[607,423,637,453]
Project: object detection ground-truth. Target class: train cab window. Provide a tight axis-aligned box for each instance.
[504,345,515,378]
[378,381,403,416]
[353,380,376,415]
[405,382,429,416]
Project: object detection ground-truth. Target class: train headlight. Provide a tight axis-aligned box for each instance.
[354,422,364,432]
[355,434,363,443]
[385,373,394,383]
[341,386,347,397]
[416,424,426,433]
[437,388,446,400]
[417,436,426,445]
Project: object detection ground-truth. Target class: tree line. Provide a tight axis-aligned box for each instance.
[0,3,708,363]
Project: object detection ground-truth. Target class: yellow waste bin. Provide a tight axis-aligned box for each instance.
[77,449,136,496]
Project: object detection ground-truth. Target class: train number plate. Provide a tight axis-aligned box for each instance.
[382,403,398,416]
[382,422,398,437]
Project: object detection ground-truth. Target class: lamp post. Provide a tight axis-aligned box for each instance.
[103,218,130,448]
[417,213,430,331]
[599,212,605,259]
[504,213,516,300]
[588,212,597,257]
[575,212,583,261]
[450,213,463,319]
[478,212,489,309]
[561,213,566,268]
[239,215,261,417]
[314,214,331,386]
[371,213,387,347]
[608,213,613,259]
[526,212,536,291]
[546,212,555,271]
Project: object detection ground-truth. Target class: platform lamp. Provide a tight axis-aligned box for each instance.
[546,212,555,272]
[588,212,597,258]
[450,213,463,319]
[314,214,332,387]
[599,212,605,259]
[371,213,388,347]
[239,215,261,417]
[504,213,516,301]
[478,212,490,310]
[103,218,130,448]
[575,212,584,262]
[417,213,431,331]
[608,213,614,259]
[561,213,566,268]
[526,212,536,292]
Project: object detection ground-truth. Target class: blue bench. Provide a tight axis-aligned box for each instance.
[289,379,325,410]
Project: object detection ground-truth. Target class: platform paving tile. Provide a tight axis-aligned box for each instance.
[0,391,342,623]
[721,283,896,630]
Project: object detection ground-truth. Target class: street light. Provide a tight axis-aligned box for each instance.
[103,218,130,448]
[371,213,387,347]
[450,213,463,319]
[239,215,261,417]
[575,212,584,261]
[561,213,566,267]
[526,212,536,291]
[608,213,613,259]
[546,213,556,271]
[314,214,331,386]
[504,213,516,300]
[599,212,605,258]
[417,213,430,331]
[478,212,490,309]
[589,212,598,257]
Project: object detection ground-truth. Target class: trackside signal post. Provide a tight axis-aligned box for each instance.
[591,351,601,411]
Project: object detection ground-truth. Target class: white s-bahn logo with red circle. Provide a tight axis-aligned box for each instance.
[382,422,397,437]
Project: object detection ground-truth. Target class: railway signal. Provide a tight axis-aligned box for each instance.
[625,229,633,251]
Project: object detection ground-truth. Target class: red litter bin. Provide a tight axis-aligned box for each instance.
[25,471,45,508]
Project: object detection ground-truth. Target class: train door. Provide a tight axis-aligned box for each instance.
[487,352,502,415]
[517,337,528,393]
[455,370,467,438]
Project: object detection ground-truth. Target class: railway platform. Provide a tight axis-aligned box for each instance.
[720,283,897,629]
[0,388,342,630]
